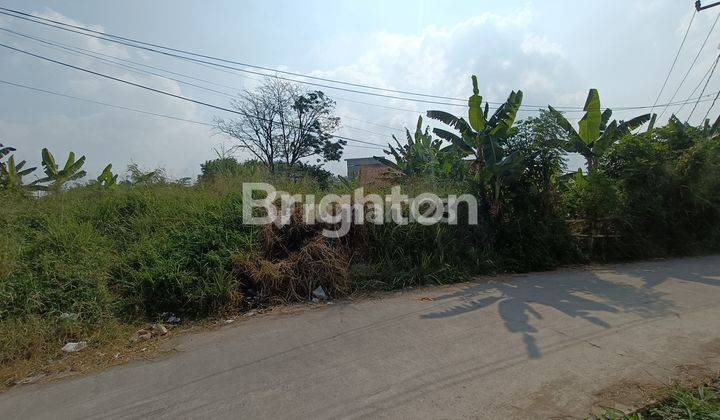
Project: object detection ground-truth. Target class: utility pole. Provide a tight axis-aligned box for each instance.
[696,1,720,11]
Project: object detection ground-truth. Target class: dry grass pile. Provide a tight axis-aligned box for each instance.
[235,205,361,303]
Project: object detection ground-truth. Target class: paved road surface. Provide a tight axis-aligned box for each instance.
[3,256,720,419]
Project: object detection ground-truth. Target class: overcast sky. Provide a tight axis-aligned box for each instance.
[0,0,718,179]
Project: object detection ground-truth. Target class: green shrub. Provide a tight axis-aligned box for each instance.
[1,119,719,368]
[600,134,720,258]
[561,171,620,220]
[0,213,113,323]
[109,188,253,317]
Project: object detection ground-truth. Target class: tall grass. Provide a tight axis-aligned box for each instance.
[1,134,719,367]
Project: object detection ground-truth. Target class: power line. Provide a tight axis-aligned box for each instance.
[0,27,237,97]
[0,43,389,150]
[0,27,244,92]
[0,79,211,126]
[650,10,697,113]
[1,8,716,115]
[4,31,719,135]
[0,26,588,127]
[659,11,720,119]
[687,52,720,122]
[0,26,406,136]
[0,9,499,110]
[651,9,697,114]
[0,79,386,151]
[0,5,473,104]
[0,7,649,113]
[4,14,720,139]
[677,57,715,114]
[703,88,720,122]
[696,1,720,12]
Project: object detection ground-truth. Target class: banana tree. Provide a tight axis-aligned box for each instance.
[426,75,525,214]
[97,164,118,188]
[0,143,15,173]
[374,116,446,178]
[36,148,87,191]
[647,113,657,133]
[0,143,14,157]
[701,114,720,141]
[548,89,651,172]
[0,155,37,191]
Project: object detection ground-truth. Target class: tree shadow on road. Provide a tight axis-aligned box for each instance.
[420,263,686,359]
[610,256,720,289]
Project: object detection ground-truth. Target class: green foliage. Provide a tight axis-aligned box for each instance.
[427,75,525,215]
[0,154,37,192]
[599,383,720,420]
[561,171,620,220]
[199,157,335,188]
[0,216,114,322]
[650,385,720,419]
[0,143,40,194]
[0,142,15,172]
[102,187,253,316]
[274,161,335,188]
[495,112,579,270]
[375,116,466,180]
[198,156,242,183]
[96,164,118,189]
[123,163,164,186]
[507,110,568,189]
[359,222,477,290]
[600,131,720,257]
[1,87,720,372]
[548,89,650,171]
[290,90,346,163]
[36,148,87,191]
[702,114,720,141]
[214,78,344,172]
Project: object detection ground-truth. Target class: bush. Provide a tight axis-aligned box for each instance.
[0,213,114,323]
[1,117,719,369]
[600,134,720,258]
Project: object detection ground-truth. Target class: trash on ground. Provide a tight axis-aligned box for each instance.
[419,296,434,301]
[59,312,78,321]
[152,323,168,336]
[132,329,152,342]
[312,286,327,300]
[61,341,87,353]
[15,373,45,385]
[162,312,181,326]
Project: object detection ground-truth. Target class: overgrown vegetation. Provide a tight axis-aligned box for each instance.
[599,379,720,419]
[1,76,719,376]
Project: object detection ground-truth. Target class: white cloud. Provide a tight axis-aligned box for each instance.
[305,7,582,170]
[521,34,565,57]
[0,9,218,180]
[519,70,555,90]
[33,9,131,58]
[554,90,588,107]
[10,2,700,178]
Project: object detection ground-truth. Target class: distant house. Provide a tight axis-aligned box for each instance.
[345,157,391,185]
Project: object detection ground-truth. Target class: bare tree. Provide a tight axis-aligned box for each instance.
[214,77,344,173]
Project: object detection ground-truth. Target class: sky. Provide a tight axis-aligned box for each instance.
[0,0,718,179]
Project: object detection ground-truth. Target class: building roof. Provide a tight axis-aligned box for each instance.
[345,157,384,165]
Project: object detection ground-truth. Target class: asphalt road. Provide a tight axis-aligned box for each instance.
[3,256,720,419]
